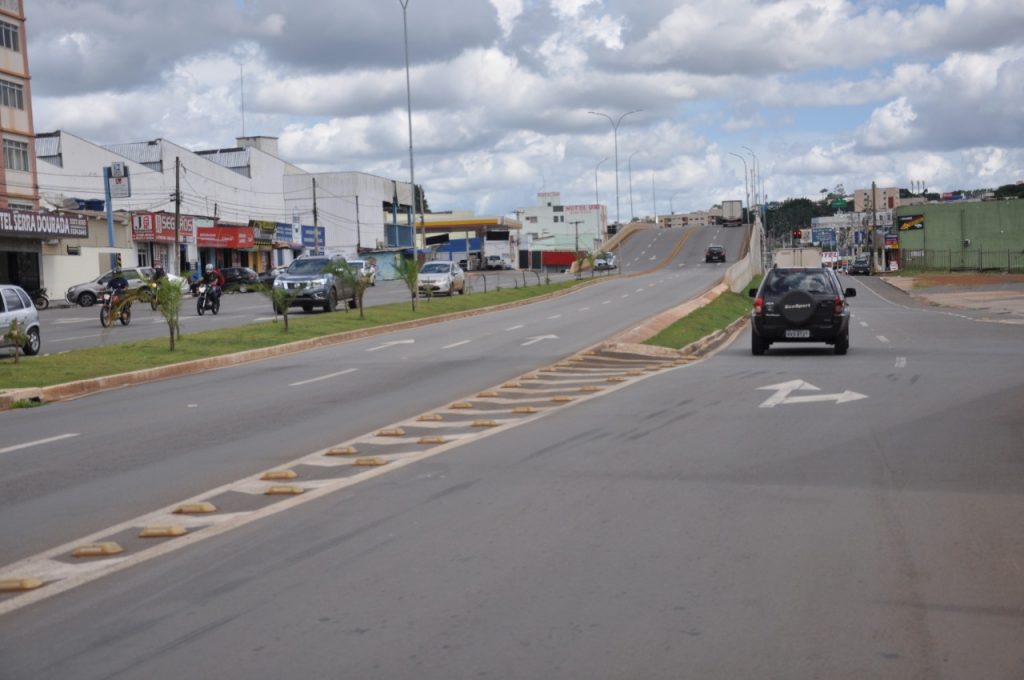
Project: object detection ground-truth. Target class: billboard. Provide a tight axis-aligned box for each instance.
[897,214,924,231]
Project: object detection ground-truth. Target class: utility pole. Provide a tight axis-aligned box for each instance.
[627,150,639,223]
[871,180,879,274]
[355,194,362,252]
[312,178,319,255]
[174,156,181,275]
[571,219,584,279]
[652,174,656,226]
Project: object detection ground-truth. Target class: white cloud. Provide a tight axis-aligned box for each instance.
[489,0,523,37]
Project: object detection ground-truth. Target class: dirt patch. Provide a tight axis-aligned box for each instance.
[908,273,1024,289]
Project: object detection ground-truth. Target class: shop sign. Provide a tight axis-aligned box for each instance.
[0,209,88,238]
[133,213,195,242]
[897,214,924,231]
[197,226,255,249]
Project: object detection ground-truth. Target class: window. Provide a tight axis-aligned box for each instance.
[0,20,18,52]
[0,79,23,109]
[3,287,24,311]
[3,138,29,171]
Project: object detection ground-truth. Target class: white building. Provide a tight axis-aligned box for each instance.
[519,192,606,253]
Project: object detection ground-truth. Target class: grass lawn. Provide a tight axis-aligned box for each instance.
[644,276,761,350]
[0,280,587,390]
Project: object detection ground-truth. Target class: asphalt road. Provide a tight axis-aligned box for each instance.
[2,263,1020,679]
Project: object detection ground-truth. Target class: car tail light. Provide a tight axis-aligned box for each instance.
[833,296,843,315]
[753,297,764,316]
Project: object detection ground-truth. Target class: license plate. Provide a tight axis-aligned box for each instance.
[785,329,811,339]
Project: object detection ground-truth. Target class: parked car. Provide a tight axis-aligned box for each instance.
[848,254,871,276]
[0,284,41,356]
[221,266,258,292]
[272,255,357,313]
[346,259,377,286]
[66,266,160,307]
[257,266,288,287]
[705,245,726,263]
[485,255,512,270]
[418,261,466,296]
[749,267,856,355]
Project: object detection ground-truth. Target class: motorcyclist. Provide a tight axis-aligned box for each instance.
[107,266,129,295]
[151,265,166,284]
[202,263,225,301]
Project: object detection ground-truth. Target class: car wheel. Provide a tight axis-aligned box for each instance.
[834,332,849,355]
[78,291,97,307]
[24,327,41,356]
[751,331,766,356]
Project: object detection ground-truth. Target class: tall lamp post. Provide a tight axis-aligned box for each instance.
[399,0,422,265]
[588,110,642,230]
[627,150,640,223]
[594,157,608,206]
[742,145,768,270]
[728,152,749,231]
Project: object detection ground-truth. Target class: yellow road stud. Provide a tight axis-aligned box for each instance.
[418,436,447,445]
[477,391,499,398]
[523,374,539,380]
[72,542,123,558]
[551,396,574,403]
[449,402,473,410]
[502,381,522,389]
[174,501,217,514]
[472,419,498,427]
[541,367,558,372]
[513,406,537,414]
[353,458,389,467]
[417,414,444,422]
[607,377,627,383]
[139,525,187,538]
[377,428,406,437]
[261,469,297,481]
[265,485,304,496]
[580,386,603,393]
[326,446,358,456]
[626,370,644,376]
[0,578,43,592]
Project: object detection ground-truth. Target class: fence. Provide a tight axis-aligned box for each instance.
[899,249,1024,273]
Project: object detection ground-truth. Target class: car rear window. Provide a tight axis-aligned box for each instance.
[763,269,834,297]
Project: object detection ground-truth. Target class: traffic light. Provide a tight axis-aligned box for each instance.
[792,229,802,240]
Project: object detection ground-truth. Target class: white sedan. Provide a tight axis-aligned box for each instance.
[418,261,465,296]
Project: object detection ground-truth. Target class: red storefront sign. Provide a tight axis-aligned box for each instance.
[133,213,195,242]
[196,225,255,249]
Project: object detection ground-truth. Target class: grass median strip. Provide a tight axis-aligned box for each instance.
[0,280,585,390]
[643,276,761,350]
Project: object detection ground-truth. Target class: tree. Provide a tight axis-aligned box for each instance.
[324,260,372,320]
[256,280,303,332]
[995,183,1024,200]
[3,319,28,364]
[394,254,419,312]
[151,277,184,351]
[585,251,597,278]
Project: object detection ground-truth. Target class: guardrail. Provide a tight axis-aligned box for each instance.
[723,220,764,292]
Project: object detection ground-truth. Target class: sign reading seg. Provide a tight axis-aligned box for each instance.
[0,209,89,238]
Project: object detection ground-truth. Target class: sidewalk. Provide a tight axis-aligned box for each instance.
[878,273,1024,322]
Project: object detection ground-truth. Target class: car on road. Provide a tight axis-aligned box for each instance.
[66,266,164,307]
[0,284,41,356]
[418,261,465,296]
[346,259,377,286]
[272,255,357,313]
[848,254,871,276]
[221,266,258,292]
[257,266,288,287]
[749,266,856,355]
[705,245,726,263]
[594,253,617,271]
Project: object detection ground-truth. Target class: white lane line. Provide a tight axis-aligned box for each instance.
[444,340,472,349]
[505,324,525,331]
[290,368,358,387]
[579,307,591,312]
[602,300,612,305]
[859,321,869,328]
[895,357,907,368]
[636,288,645,293]
[546,315,562,320]
[366,339,415,352]
[52,319,92,325]
[52,334,103,343]
[0,433,79,456]
[621,294,630,299]
[649,256,657,260]
[876,335,890,344]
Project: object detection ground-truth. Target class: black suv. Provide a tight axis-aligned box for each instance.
[272,256,357,313]
[705,245,726,263]
[848,255,871,276]
[749,267,856,355]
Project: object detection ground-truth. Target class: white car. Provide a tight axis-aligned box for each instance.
[347,259,377,286]
[1,284,41,356]
[418,261,465,296]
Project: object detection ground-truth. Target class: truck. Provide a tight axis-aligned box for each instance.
[772,247,823,268]
[721,200,743,227]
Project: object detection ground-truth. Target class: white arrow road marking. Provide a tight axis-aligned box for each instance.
[522,334,559,346]
[877,335,889,343]
[366,339,415,352]
[505,324,525,331]
[0,433,79,456]
[290,368,358,387]
[444,340,472,349]
[895,357,907,368]
[758,379,867,408]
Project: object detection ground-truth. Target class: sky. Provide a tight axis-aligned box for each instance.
[25,0,1024,220]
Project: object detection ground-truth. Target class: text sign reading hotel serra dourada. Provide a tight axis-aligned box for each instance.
[0,209,89,238]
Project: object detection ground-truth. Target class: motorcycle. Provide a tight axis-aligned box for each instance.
[195,284,220,315]
[99,289,132,327]
[27,287,49,310]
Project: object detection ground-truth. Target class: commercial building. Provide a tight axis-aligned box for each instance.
[517,192,606,268]
[895,199,1024,271]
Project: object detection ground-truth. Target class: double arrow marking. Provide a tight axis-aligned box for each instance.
[758,380,867,408]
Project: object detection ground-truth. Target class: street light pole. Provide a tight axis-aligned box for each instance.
[594,157,608,206]
[728,152,749,231]
[399,0,422,270]
[588,110,642,231]
[627,150,639,223]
